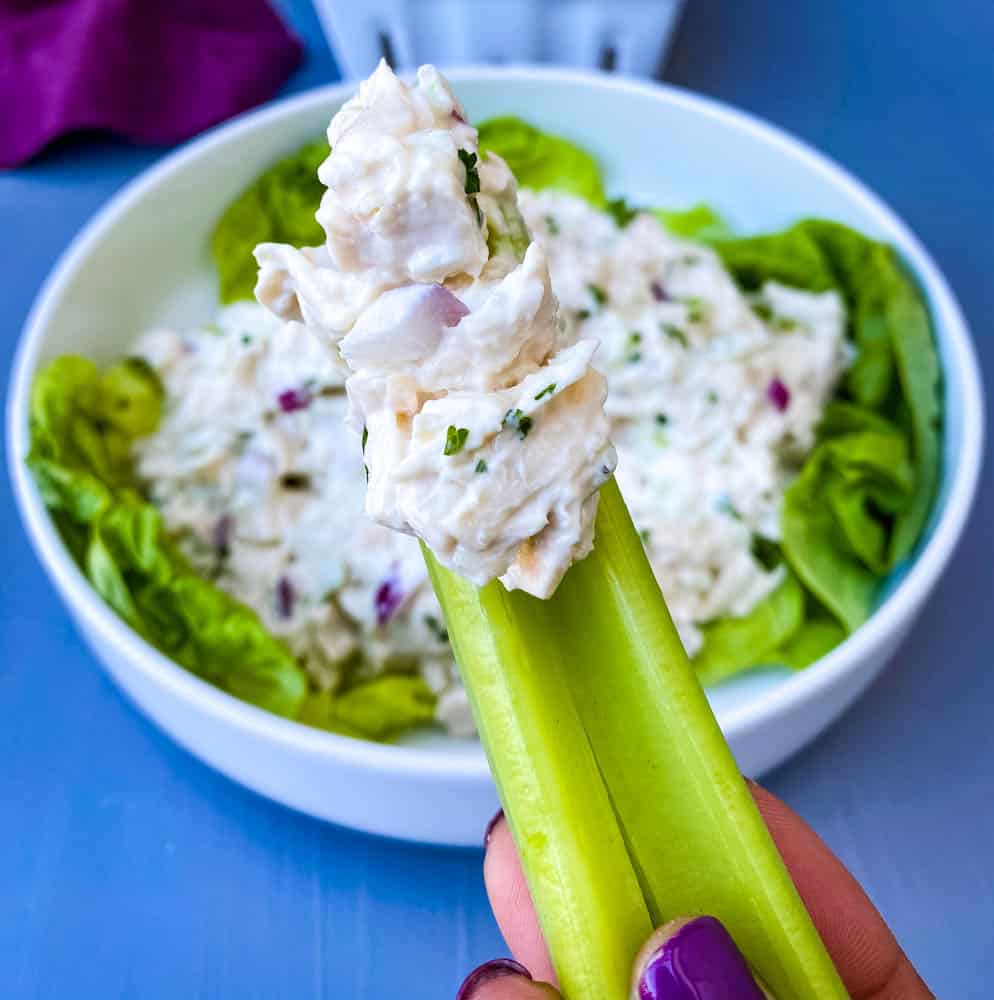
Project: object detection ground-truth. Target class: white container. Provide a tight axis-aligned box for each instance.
[313,0,687,78]
[8,69,984,847]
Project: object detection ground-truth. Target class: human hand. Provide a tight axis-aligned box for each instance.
[457,783,933,999]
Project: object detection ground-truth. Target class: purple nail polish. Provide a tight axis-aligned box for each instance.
[483,807,504,850]
[638,917,766,999]
[456,958,531,1000]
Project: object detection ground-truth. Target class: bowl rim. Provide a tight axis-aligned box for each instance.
[7,65,985,782]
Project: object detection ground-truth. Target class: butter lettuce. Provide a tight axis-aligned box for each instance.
[27,356,436,739]
[714,221,941,626]
[212,139,329,303]
[773,619,847,671]
[695,571,805,685]
[478,116,606,206]
[654,204,732,242]
[299,675,437,740]
[28,355,309,718]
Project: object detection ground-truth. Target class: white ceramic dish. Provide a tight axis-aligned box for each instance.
[8,69,983,847]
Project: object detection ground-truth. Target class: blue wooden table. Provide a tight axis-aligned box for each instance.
[3,1,992,995]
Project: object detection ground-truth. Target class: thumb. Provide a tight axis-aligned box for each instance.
[456,959,560,1000]
[631,917,770,999]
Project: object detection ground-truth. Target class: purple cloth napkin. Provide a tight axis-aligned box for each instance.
[0,0,303,168]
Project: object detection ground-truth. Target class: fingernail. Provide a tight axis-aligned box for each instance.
[637,917,766,999]
[483,807,504,849]
[457,958,531,1000]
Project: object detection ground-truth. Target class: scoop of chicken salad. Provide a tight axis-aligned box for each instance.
[29,66,939,740]
[254,61,616,601]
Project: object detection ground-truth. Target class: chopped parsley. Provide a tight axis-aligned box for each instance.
[503,408,533,439]
[279,472,311,491]
[458,149,480,194]
[716,494,742,520]
[626,331,643,363]
[639,528,652,545]
[587,283,608,307]
[707,390,719,404]
[444,425,469,456]
[577,308,592,321]
[606,196,639,228]
[544,214,560,236]
[361,426,368,453]
[534,383,557,400]
[661,323,688,348]
[241,334,252,346]
[752,301,799,330]
[458,149,482,226]
[655,413,669,426]
[424,614,449,644]
[685,297,707,324]
[750,534,782,570]
[474,459,488,474]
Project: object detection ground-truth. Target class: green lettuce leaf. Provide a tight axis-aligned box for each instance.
[711,224,835,293]
[781,428,914,631]
[28,356,309,718]
[477,116,606,206]
[695,570,805,685]
[713,219,941,623]
[27,355,443,739]
[653,204,732,241]
[299,675,437,741]
[772,619,847,671]
[605,199,732,240]
[211,139,329,303]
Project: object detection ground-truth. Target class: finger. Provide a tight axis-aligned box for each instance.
[482,812,557,985]
[631,916,770,999]
[484,789,932,999]
[456,959,560,1000]
[747,782,933,999]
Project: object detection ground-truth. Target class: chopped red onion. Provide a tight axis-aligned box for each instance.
[276,576,295,619]
[650,280,670,303]
[277,386,312,413]
[767,377,791,412]
[374,573,405,626]
[426,283,470,328]
[452,109,467,124]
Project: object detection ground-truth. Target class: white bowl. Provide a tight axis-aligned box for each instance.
[8,68,984,847]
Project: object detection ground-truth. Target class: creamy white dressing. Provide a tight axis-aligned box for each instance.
[133,65,851,735]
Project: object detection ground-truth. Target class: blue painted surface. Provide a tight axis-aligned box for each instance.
[2,0,992,995]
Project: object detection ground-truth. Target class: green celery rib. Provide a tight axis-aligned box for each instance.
[551,479,849,999]
[424,549,652,999]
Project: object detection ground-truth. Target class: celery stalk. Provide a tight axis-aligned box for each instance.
[551,479,849,999]
[425,478,848,999]
[424,550,652,999]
